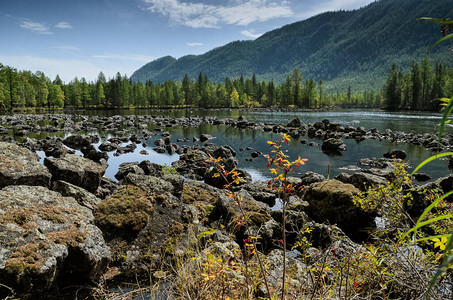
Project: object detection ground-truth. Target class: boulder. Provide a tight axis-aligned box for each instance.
[44,153,107,193]
[263,249,307,292]
[94,185,154,241]
[81,145,109,163]
[239,181,277,207]
[62,135,91,149]
[96,176,119,199]
[204,168,252,189]
[200,134,214,142]
[172,149,211,179]
[53,180,102,210]
[114,162,145,181]
[337,171,388,191]
[383,149,407,160]
[438,174,453,202]
[98,142,118,152]
[304,180,375,241]
[0,142,51,189]
[138,160,164,177]
[321,138,347,152]
[0,185,110,299]
[211,189,271,231]
[301,171,326,186]
[123,173,178,199]
[286,117,301,128]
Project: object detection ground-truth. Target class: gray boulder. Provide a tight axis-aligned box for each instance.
[44,153,107,193]
[304,180,375,241]
[0,185,110,299]
[336,171,388,191]
[0,142,51,189]
[53,180,102,210]
[322,138,347,152]
[301,171,326,186]
[114,162,145,181]
[286,117,301,128]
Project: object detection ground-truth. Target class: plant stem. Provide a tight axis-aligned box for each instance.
[281,192,287,300]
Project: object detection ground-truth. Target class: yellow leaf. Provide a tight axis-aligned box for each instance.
[433,237,448,250]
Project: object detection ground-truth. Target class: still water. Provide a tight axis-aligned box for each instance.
[11,109,453,181]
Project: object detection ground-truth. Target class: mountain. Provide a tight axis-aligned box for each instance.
[131,0,453,91]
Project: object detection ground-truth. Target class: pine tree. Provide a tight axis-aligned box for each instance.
[383,64,402,110]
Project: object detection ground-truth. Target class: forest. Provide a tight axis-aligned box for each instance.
[0,58,452,112]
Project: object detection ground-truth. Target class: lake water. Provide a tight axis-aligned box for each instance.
[6,109,452,182]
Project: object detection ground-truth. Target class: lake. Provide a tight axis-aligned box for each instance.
[5,109,452,182]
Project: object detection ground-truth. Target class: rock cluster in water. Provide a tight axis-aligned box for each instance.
[1,114,453,155]
[1,113,453,298]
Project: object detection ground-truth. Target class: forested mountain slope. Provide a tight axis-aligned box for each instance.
[131,0,452,91]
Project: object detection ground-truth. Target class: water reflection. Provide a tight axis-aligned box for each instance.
[5,109,451,181]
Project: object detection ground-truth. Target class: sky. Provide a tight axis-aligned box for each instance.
[0,0,376,83]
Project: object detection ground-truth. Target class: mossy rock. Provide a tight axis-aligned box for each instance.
[304,180,375,241]
[95,185,154,241]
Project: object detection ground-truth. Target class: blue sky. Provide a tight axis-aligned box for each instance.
[0,0,376,82]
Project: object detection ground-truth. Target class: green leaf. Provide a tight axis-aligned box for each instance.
[399,214,453,242]
[430,33,453,50]
[417,17,453,25]
[415,190,453,226]
[411,152,453,176]
[416,234,452,243]
[438,97,453,143]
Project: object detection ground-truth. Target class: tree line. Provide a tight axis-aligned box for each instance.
[383,57,453,110]
[0,58,450,111]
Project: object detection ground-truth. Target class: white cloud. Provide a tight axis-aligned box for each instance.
[20,21,53,34]
[142,0,293,28]
[241,30,262,39]
[92,54,156,62]
[296,0,375,19]
[55,22,72,29]
[186,42,203,46]
[52,45,80,51]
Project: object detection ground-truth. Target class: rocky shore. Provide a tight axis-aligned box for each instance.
[0,113,452,299]
[1,113,453,155]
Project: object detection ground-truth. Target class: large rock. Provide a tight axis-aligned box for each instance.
[172,149,210,180]
[0,185,110,299]
[94,185,154,241]
[53,180,102,210]
[114,162,145,181]
[322,138,347,152]
[62,135,92,149]
[335,171,388,191]
[0,142,51,189]
[286,117,302,128]
[211,189,271,231]
[383,149,407,160]
[301,171,326,186]
[304,180,375,241]
[44,153,107,193]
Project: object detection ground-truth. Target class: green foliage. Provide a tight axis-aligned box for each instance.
[162,164,179,175]
[352,160,414,228]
